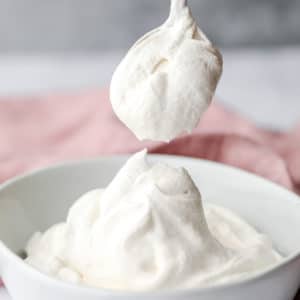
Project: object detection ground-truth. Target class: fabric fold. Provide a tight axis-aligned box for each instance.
[0,90,299,194]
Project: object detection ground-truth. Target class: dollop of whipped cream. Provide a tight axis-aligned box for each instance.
[110,0,223,142]
[25,151,281,291]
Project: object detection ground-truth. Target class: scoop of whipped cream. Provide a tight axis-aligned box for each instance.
[25,151,281,291]
[110,0,223,142]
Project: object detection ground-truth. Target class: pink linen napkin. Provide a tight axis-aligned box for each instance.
[0,89,299,194]
[0,89,300,289]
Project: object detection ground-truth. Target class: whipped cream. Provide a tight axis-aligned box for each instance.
[110,0,223,142]
[25,151,281,291]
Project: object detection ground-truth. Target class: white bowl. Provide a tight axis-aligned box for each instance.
[0,154,300,300]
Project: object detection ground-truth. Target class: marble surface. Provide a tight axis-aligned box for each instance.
[0,48,299,130]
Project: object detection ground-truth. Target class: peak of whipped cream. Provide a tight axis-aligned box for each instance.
[25,151,281,291]
[110,0,223,142]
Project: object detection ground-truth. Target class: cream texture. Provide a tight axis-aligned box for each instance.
[110,0,223,142]
[25,151,281,291]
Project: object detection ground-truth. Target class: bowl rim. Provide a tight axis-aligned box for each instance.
[0,153,300,297]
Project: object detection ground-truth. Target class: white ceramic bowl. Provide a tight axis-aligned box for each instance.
[0,154,300,300]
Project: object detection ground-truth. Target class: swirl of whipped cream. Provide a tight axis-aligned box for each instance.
[25,151,281,291]
[110,0,223,142]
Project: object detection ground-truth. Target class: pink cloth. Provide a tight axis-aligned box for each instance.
[0,89,299,195]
